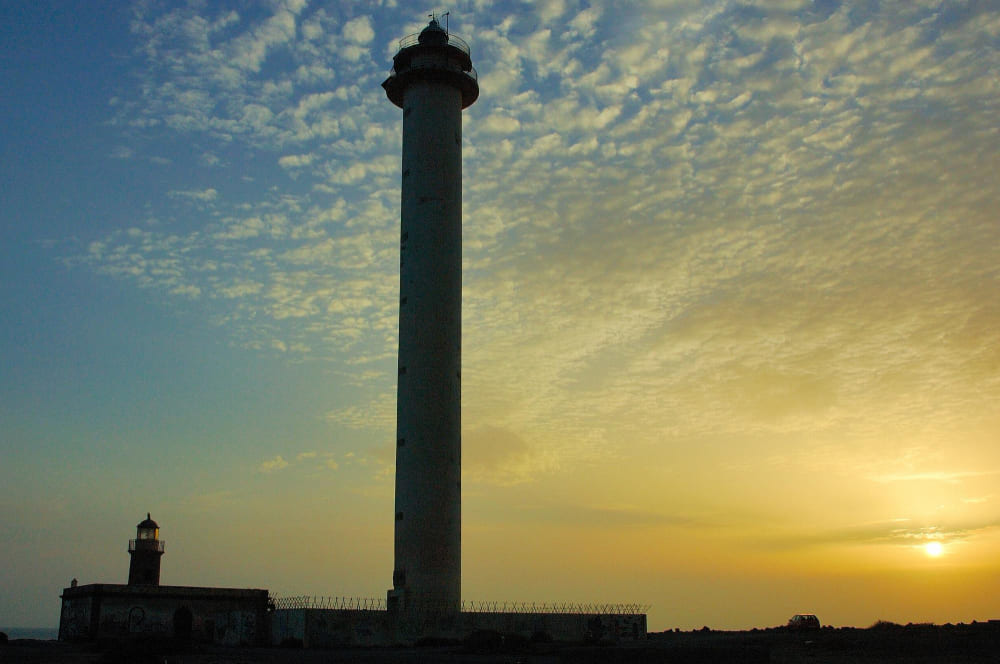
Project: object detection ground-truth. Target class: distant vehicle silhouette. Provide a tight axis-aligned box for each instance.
[788,614,821,630]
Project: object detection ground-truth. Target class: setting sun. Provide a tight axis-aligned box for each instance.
[925,541,944,557]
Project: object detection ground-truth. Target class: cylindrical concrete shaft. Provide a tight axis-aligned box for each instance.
[393,79,464,612]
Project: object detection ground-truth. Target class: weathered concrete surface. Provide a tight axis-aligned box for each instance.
[271,608,393,648]
[271,608,646,647]
[458,611,646,643]
[384,19,478,617]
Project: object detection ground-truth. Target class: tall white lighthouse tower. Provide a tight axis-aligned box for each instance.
[382,16,478,617]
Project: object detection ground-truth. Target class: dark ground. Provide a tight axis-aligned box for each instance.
[2,622,998,663]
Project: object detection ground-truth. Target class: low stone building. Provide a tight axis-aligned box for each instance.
[59,583,269,645]
[58,515,270,645]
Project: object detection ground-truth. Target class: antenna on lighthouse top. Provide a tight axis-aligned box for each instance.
[427,11,451,33]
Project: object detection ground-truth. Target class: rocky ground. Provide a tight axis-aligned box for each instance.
[2,621,998,663]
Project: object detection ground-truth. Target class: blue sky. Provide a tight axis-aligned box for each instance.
[2,0,999,631]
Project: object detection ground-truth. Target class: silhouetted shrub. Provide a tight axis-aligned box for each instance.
[96,637,189,664]
[415,635,460,647]
[502,631,528,649]
[463,629,504,652]
[278,637,303,648]
[787,614,821,630]
[461,630,529,652]
[869,620,902,630]
[530,630,553,643]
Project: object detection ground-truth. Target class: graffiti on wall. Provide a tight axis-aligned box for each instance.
[127,606,145,633]
[59,599,91,638]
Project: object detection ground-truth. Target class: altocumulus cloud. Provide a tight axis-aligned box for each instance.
[258,455,289,473]
[71,1,1000,485]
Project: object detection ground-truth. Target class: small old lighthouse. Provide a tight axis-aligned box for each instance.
[382,16,478,617]
[127,512,164,585]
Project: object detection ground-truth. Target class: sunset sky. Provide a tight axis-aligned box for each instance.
[2,0,999,631]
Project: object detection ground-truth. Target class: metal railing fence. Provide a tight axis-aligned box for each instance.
[127,539,166,552]
[271,596,386,611]
[398,32,471,55]
[270,595,648,616]
[462,601,650,615]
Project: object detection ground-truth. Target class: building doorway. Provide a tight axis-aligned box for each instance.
[172,607,193,640]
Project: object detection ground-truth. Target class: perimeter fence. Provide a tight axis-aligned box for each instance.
[462,601,650,616]
[270,595,648,616]
[271,596,386,611]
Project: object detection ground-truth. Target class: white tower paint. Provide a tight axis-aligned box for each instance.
[383,18,478,615]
